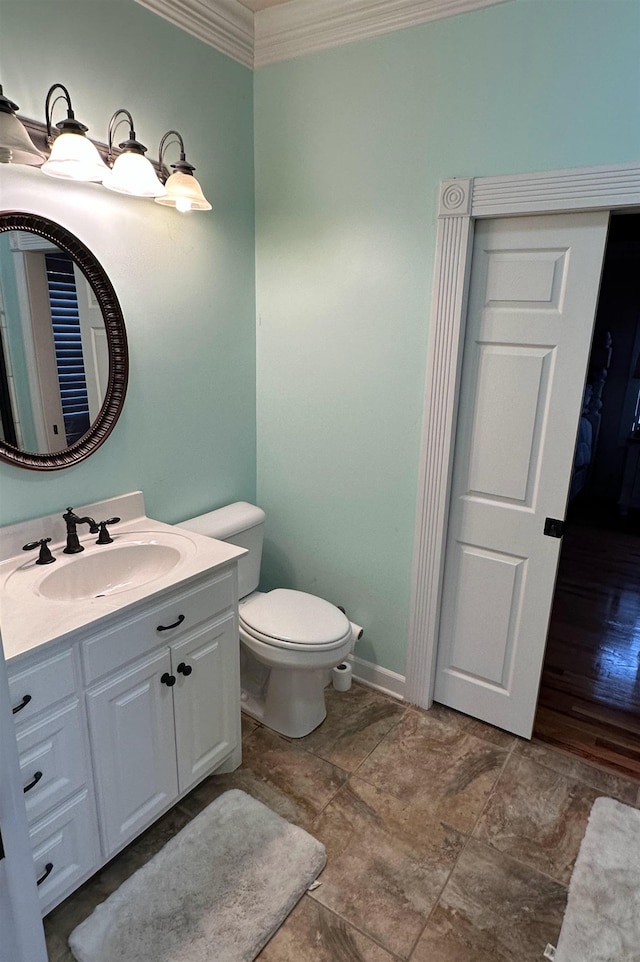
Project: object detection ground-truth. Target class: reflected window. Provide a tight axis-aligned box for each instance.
[45,251,90,445]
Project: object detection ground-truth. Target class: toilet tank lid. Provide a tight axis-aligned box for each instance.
[177,502,265,540]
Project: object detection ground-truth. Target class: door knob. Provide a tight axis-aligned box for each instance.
[544,517,565,538]
[160,672,176,687]
[176,662,192,676]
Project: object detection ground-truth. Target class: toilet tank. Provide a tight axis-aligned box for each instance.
[177,502,265,599]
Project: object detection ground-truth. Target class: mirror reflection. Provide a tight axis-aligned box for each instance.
[0,229,108,454]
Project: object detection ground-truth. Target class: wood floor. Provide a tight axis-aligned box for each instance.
[534,517,640,780]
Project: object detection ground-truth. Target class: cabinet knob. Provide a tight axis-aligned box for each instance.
[161,672,177,687]
[176,662,193,677]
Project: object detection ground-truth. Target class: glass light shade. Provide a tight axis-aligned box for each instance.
[0,111,46,166]
[154,170,212,212]
[104,151,166,198]
[41,131,109,181]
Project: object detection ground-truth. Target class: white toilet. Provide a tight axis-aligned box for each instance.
[178,502,361,738]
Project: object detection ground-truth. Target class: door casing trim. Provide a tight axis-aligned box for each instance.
[405,160,640,708]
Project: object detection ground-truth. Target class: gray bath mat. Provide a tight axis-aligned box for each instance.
[68,789,326,962]
[554,796,640,962]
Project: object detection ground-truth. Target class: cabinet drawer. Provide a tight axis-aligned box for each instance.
[17,700,89,826]
[81,568,236,684]
[30,789,100,917]
[8,647,76,726]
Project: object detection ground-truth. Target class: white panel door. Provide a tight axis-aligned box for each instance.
[435,211,609,737]
[74,264,108,422]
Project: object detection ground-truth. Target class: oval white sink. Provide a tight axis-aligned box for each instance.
[37,543,182,601]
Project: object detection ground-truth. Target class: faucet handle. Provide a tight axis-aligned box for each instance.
[23,538,55,565]
[96,517,121,545]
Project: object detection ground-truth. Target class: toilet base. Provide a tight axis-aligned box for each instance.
[240,663,328,738]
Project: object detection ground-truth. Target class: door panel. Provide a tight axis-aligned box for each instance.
[468,345,552,503]
[435,211,609,737]
[447,544,525,689]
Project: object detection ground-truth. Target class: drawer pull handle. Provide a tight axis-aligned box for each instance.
[37,862,53,886]
[177,662,193,677]
[24,771,43,793]
[12,694,32,715]
[157,614,185,632]
[161,672,177,687]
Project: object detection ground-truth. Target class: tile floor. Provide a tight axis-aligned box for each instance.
[45,684,640,962]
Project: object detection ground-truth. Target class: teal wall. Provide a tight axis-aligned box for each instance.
[2,0,639,681]
[0,0,256,526]
[254,0,640,674]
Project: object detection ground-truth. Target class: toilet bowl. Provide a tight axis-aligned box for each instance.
[178,503,361,738]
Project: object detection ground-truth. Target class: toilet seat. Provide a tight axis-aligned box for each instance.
[240,588,352,652]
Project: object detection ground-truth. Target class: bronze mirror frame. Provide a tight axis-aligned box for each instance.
[0,211,128,470]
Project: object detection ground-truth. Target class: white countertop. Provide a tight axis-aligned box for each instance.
[0,493,245,662]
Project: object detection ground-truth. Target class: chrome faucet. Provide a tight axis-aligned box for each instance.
[63,508,99,554]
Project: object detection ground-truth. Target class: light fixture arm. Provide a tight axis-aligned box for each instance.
[158,129,196,182]
[44,83,88,145]
[107,108,149,163]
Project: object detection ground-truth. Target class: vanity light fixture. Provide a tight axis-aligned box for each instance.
[0,84,46,165]
[155,130,211,212]
[41,84,109,182]
[104,109,165,198]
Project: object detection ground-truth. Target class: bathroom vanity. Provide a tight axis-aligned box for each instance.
[0,493,245,916]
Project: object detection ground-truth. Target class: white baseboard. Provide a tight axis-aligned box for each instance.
[348,654,406,702]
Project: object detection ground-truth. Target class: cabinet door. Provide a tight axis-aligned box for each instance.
[86,649,178,857]
[171,614,239,793]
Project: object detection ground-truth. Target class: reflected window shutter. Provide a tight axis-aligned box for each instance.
[45,252,90,445]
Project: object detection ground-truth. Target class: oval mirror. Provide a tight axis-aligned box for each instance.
[0,212,128,470]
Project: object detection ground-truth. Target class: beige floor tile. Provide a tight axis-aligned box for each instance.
[309,778,465,959]
[300,685,407,772]
[241,712,260,738]
[419,702,518,751]
[474,753,601,884]
[43,928,74,962]
[410,839,567,962]
[181,725,347,829]
[257,897,399,961]
[516,737,640,804]
[356,707,509,833]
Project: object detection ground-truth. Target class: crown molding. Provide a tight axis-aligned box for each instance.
[134,0,254,68]
[135,0,512,69]
[254,0,512,67]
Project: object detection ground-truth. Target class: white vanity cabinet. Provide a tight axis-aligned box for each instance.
[83,565,240,858]
[5,559,241,915]
[8,646,100,916]
[1,493,245,923]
